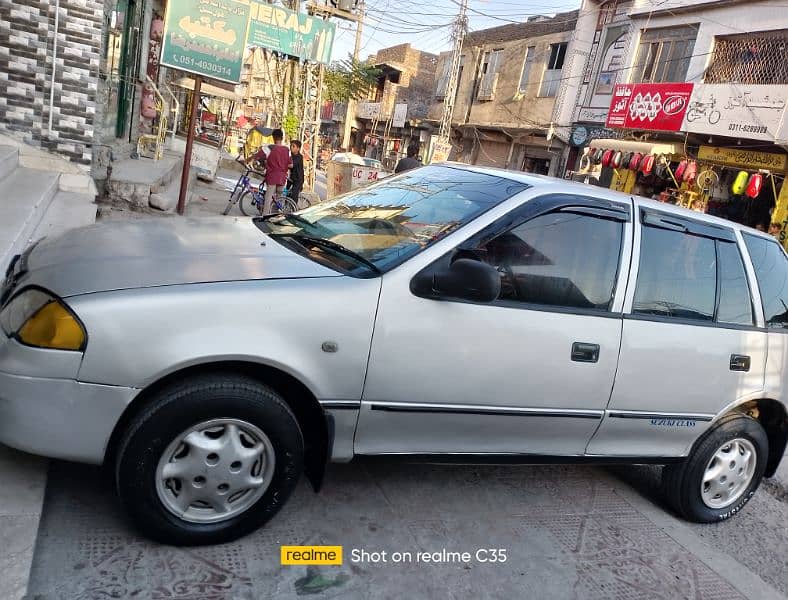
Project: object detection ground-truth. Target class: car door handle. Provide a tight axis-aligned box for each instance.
[571,342,600,363]
[730,354,751,372]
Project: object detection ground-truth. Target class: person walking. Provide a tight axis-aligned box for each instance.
[289,140,305,208]
[261,129,291,215]
[395,143,422,173]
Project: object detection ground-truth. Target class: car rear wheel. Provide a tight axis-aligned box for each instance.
[115,374,303,545]
[662,413,767,523]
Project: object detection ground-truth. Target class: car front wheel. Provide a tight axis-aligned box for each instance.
[662,413,768,523]
[115,374,303,545]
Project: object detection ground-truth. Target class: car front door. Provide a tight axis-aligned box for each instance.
[355,193,633,456]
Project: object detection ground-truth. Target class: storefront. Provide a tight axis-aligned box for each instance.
[169,77,241,180]
[590,82,788,249]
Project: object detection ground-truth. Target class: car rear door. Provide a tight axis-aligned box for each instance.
[588,206,768,457]
[355,193,633,456]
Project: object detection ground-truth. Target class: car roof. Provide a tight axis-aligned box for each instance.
[443,162,776,241]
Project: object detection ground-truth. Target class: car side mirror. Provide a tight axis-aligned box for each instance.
[412,258,501,303]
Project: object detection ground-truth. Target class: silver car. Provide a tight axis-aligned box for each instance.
[1,165,786,545]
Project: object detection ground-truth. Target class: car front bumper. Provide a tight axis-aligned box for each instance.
[0,337,137,464]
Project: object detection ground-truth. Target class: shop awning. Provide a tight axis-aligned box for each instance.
[588,138,682,156]
[175,77,242,102]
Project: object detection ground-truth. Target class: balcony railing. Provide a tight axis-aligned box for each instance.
[705,30,788,85]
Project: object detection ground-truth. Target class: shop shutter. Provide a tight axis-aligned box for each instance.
[476,141,510,168]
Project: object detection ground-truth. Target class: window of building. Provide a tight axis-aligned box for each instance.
[478,49,503,100]
[475,211,623,311]
[435,58,451,99]
[518,46,537,93]
[539,42,568,97]
[632,25,698,83]
[743,234,788,328]
[705,29,788,85]
[436,55,465,102]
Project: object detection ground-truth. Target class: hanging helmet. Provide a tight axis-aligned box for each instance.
[675,160,688,182]
[601,149,614,168]
[612,151,623,168]
[683,161,698,184]
[630,152,643,171]
[732,171,749,195]
[654,156,668,179]
[745,172,763,198]
[640,154,655,175]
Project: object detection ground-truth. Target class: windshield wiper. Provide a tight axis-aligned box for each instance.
[271,233,381,274]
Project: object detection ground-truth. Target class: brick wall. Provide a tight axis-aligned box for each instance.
[0,0,103,165]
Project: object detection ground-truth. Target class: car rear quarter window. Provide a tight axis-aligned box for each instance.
[633,227,716,321]
[716,241,754,326]
[743,234,788,329]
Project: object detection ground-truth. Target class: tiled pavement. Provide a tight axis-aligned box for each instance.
[26,458,787,600]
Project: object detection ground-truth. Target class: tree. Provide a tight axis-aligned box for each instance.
[323,55,381,102]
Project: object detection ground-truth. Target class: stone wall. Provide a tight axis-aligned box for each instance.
[0,0,103,166]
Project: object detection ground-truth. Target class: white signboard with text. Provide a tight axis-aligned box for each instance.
[393,103,408,128]
[681,84,788,142]
[357,102,382,120]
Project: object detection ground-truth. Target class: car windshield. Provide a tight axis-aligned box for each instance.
[260,165,528,274]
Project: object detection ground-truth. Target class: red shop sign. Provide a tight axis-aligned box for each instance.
[607,83,694,131]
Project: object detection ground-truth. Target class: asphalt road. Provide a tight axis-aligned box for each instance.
[27,458,787,600]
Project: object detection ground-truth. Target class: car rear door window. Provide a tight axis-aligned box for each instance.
[743,234,788,329]
[477,212,624,310]
[633,227,716,321]
[716,241,754,326]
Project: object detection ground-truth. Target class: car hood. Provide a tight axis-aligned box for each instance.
[12,217,341,297]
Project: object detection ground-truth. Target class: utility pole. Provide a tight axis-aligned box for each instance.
[437,0,468,143]
[341,0,364,151]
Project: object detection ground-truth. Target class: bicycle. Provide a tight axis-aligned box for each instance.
[222,158,298,217]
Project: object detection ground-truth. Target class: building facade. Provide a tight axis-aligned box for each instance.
[428,11,579,176]
[0,0,106,166]
[556,0,788,242]
[347,43,438,168]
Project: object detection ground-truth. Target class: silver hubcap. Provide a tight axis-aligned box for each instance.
[701,438,756,509]
[155,418,275,523]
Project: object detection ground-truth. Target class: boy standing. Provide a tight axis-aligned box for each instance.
[289,140,304,207]
[259,129,290,215]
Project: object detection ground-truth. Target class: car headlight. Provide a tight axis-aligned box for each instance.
[0,288,86,351]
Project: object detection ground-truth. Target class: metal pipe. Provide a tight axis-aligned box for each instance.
[162,81,180,142]
[177,76,201,215]
[47,0,61,134]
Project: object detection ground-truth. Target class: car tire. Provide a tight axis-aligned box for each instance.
[662,413,768,523]
[115,374,303,545]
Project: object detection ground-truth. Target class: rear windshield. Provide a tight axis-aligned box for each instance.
[264,165,528,273]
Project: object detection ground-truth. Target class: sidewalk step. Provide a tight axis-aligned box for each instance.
[32,191,98,241]
[0,167,58,271]
[0,146,19,182]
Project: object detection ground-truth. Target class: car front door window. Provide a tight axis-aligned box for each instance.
[474,211,624,311]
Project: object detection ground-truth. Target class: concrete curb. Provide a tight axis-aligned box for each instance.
[613,477,786,600]
[0,446,47,600]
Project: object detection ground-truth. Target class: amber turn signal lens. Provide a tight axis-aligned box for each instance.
[17,301,85,351]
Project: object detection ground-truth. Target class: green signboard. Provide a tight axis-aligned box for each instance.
[248,2,336,65]
[160,0,252,84]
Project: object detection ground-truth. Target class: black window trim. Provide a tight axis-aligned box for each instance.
[640,208,736,242]
[410,193,633,316]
